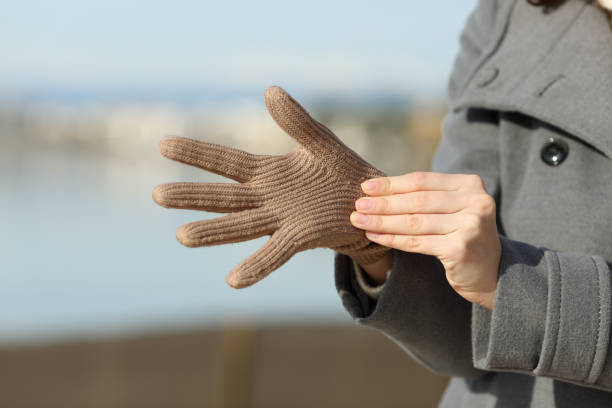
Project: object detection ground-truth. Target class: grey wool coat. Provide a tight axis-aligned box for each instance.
[334,0,612,407]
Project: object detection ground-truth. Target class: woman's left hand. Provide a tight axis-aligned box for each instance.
[350,172,501,310]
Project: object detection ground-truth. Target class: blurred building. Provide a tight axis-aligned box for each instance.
[0,325,449,408]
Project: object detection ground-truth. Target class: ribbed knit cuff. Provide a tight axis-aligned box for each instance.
[349,247,392,266]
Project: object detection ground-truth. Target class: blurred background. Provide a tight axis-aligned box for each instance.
[1,1,476,406]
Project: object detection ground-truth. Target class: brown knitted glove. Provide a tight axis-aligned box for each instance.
[153,86,391,288]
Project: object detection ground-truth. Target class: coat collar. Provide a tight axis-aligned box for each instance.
[451,0,612,159]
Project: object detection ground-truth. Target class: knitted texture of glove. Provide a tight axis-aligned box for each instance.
[153,86,391,288]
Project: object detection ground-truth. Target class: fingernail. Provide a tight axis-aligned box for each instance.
[361,180,378,193]
[355,198,373,211]
[351,213,369,225]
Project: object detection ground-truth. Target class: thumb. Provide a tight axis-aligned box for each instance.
[226,227,298,288]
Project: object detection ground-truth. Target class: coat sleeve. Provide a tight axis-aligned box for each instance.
[334,0,504,378]
[335,107,501,378]
[472,237,612,391]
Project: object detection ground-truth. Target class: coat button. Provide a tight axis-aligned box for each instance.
[541,138,569,166]
[476,67,499,87]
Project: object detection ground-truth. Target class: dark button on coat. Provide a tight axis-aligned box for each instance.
[541,138,569,166]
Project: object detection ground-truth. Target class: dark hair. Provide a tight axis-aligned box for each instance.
[526,0,567,7]
[528,0,611,21]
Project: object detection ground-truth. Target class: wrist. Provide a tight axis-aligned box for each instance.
[357,251,394,285]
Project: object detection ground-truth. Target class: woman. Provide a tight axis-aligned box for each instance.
[341,1,612,406]
[153,0,612,406]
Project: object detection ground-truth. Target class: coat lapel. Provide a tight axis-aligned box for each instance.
[452,0,612,158]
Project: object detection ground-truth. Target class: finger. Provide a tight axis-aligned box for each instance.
[355,190,467,215]
[264,86,346,156]
[364,232,447,257]
[226,226,297,288]
[176,207,279,248]
[361,172,468,196]
[153,182,263,212]
[351,212,459,235]
[159,136,273,183]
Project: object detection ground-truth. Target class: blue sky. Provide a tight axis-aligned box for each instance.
[0,1,480,341]
[0,1,477,100]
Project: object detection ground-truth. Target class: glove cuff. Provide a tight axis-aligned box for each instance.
[347,245,392,266]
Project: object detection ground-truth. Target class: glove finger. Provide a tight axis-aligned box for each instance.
[264,86,345,157]
[226,226,298,289]
[153,182,262,212]
[176,207,278,248]
[159,136,273,182]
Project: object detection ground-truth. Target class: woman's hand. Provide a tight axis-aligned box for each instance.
[350,172,501,310]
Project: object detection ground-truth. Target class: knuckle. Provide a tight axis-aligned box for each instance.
[463,214,482,235]
[466,174,485,189]
[405,214,422,232]
[379,196,391,212]
[410,172,428,190]
[370,215,383,229]
[470,193,496,215]
[411,193,428,211]
[381,234,395,246]
[382,177,393,194]
[383,234,395,247]
[402,235,421,250]
[481,195,496,215]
